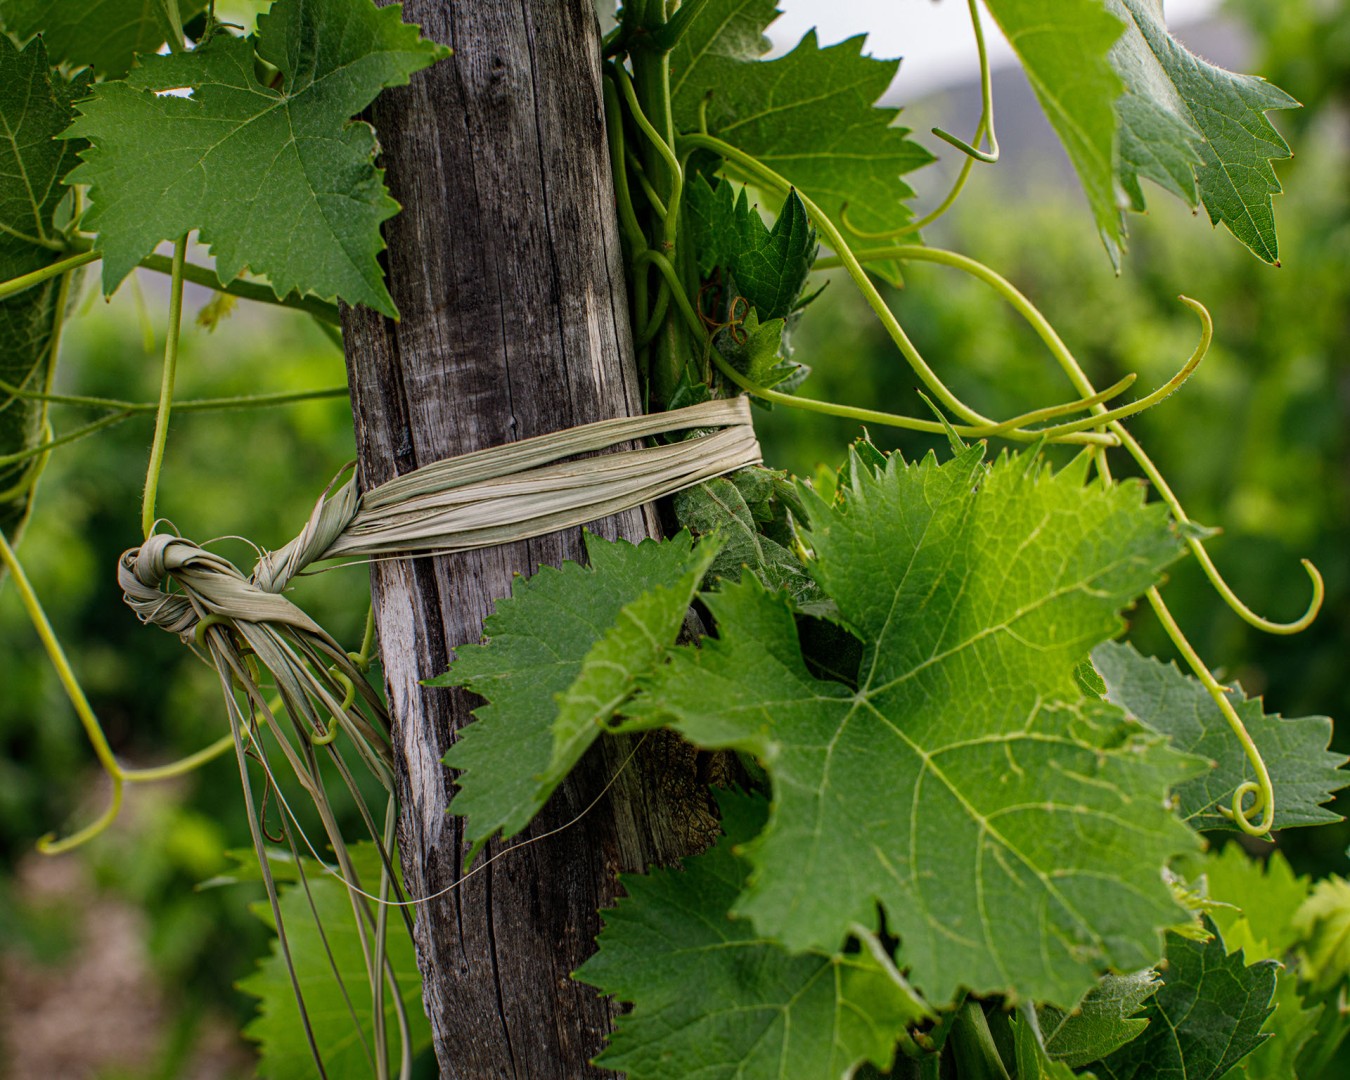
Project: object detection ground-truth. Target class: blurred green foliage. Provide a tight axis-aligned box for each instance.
[0,272,367,1066]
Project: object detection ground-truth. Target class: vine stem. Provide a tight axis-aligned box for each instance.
[929,0,999,166]
[832,243,1323,635]
[0,247,341,324]
[0,529,124,853]
[1027,306,1286,835]
[0,377,350,416]
[0,526,261,851]
[1095,439,1278,836]
[604,73,654,400]
[954,251,1294,831]
[38,270,73,418]
[604,77,648,255]
[679,132,998,428]
[636,246,1117,447]
[616,65,682,248]
[120,737,237,782]
[625,147,669,217]
[707,344,1117,446]
[651,0,712,50]
[141,235,188,538]
[0,250,99,301]
[1112,422,1323,635]
[139,253,343,325]
[847,0,999,241]
[0,411,135,468]
[618,58,689,402]
[1146,585,1274,833]
[352,604,377,671]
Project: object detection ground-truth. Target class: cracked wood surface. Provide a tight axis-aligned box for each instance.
[340,1,722,1074]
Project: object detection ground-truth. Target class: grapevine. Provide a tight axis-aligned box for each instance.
[0,0,1346,1077]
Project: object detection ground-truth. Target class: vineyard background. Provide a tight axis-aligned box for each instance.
[0,0,1345,1075]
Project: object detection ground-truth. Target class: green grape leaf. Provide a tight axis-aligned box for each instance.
[1292,876,1350,996]
[1288,998,1350,1080]
[1092,641,1348,832]
[575,789,929,1079]
[1038,970,1160,1068]
[1094,918,1277,1080]
[0,35,85,248]
[981,0,1128,262]
[717,308,794,388]
[985,0,1297,264]
[1013,1015,1083,1080]
[668,0,778,114]
[673,471,819,606]
[0,0,206,78]
[199,846,307,889]
[237,844,431,1079]
[0,35,89,536]
[1225,973,1320,1080]
[432,532,716,857]
[632,446,1201,1007]
[685,176,817,320]
[1112,78,1202,211]
[1178,844,1309,962]
[1107,0,1299,264]
[830,436,889,499]
[65,0,450,317]
[673,6,934,243]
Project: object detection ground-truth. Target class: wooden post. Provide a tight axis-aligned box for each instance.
[341,1,719,1074]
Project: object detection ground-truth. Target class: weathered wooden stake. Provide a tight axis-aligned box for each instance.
[341,1,719,1074]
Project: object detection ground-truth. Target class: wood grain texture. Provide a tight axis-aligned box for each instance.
[341,1,722,1074]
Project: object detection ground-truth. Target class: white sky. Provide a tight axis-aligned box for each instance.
[766,0,1224,94]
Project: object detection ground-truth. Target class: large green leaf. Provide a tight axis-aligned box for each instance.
[65,0,449,317]
[671,0,933,242]
[1093,641,1347,832]
[1106,1,1205,213]
[237,844,431,1080]
[985,0,1298,264]
[1108,0,1299,264]
[432,531,716,857]
[981,0,1127,261]
[0,0,206,78]
[0,35,88,537]
[1094,918,1277,1080]
[1223,974,1321,1080]
[632,447,1201,1007]
[575,789,928,1079]
[0,35,86,246]
[668,0,778,120]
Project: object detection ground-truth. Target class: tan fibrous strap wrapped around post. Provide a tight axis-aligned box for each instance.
[120,396,759,645]
[114,394,760,899]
